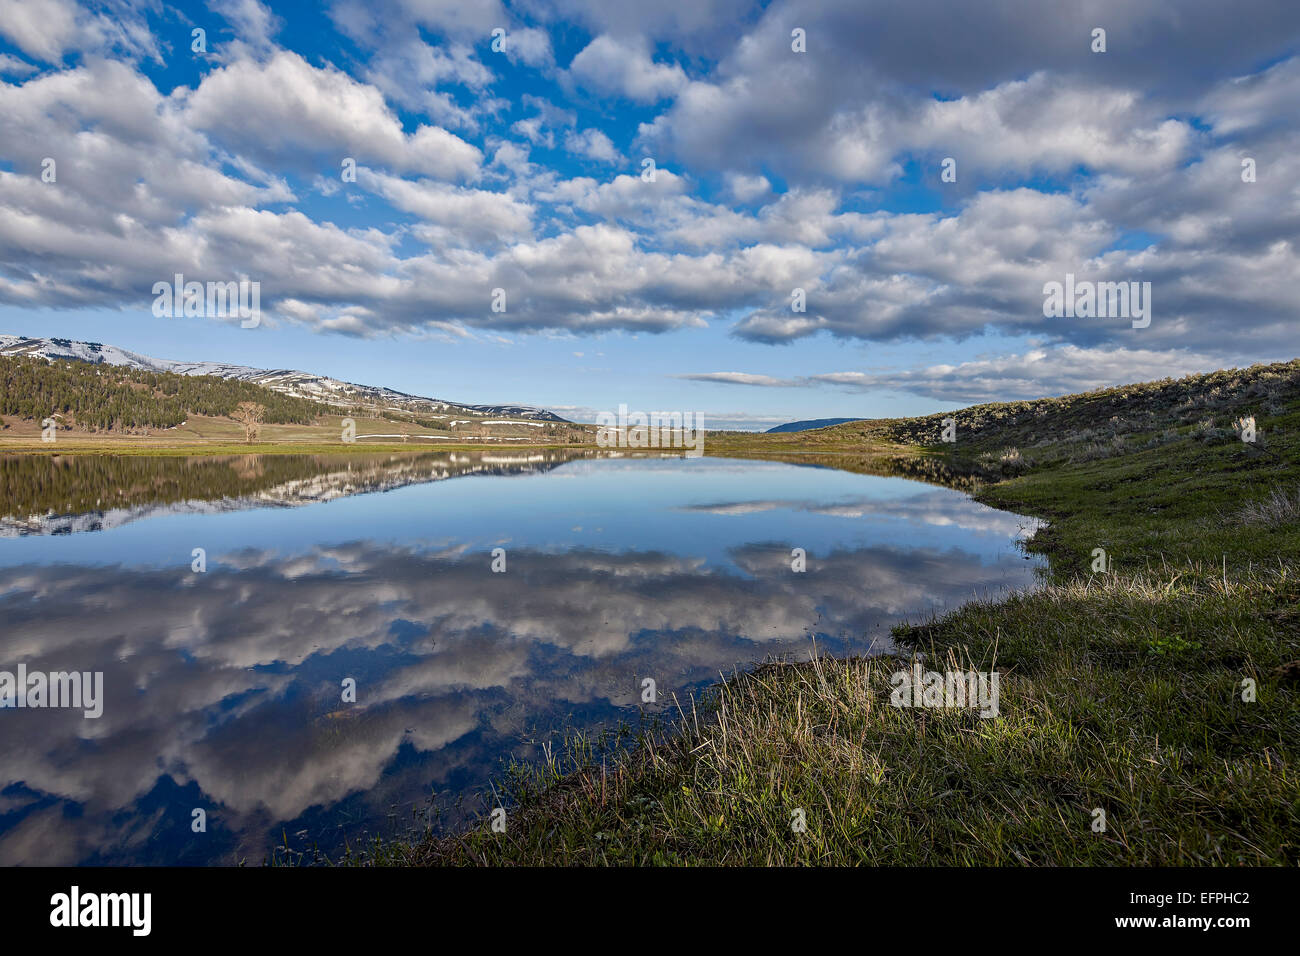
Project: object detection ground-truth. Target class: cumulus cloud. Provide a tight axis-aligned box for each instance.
[726,172,771,203]
[362,39,497,130]
[639,0,1298,185]
[501,25,554,66]
[568,34,688,103]
[363,169,535,243]
[0,0,1296,397]
[539,0,761,49]
[564,128,620,163]
[681,345,1234,403]
[332,0,509,42]
[208,0,282,55]
[809,346,1234,402]
[0,52,38,77]
[0,0,160,64]
[185,51,483,179]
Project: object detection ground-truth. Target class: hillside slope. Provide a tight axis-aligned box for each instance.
[0,352,327,431]
[0,334,568,423]
[820,358,1298,454]
[714,358,1300,478]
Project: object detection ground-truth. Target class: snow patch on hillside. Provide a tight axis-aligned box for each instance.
[0,334,570,423]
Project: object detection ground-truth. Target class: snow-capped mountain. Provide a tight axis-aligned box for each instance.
[0,334,569,422]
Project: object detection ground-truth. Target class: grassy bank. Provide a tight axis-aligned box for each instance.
[0,410,592,454]
[366,359,1300,866]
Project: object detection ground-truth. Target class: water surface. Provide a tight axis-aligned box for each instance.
[0,450,1041,864]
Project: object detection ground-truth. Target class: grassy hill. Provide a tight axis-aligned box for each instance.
[722,358,1298,452]
[0,353,594,448]
[363,358,1300,866]
[0,353,327,432]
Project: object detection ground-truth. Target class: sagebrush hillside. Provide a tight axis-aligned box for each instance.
[716,359,1300,478]
[818,358,1298,452]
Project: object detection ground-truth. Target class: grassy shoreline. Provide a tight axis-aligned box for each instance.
[360,360,1300,865]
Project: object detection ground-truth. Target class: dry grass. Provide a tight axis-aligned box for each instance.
[1236,486,1300,526]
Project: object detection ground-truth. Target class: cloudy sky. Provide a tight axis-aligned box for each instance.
[0,0,1297,428]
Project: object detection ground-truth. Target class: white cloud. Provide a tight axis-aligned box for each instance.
[0,53,38,77]
[185,51,483,180]
[725,172,771,203]
[568,35,687,103]
[344,0,508,40]
[809,345,1231,402]
[565,128,620,163]
[911,73,1193,177]
[362,39,496,130]
[208,0,282,54]
[0,1,1297,377]
[539,0,760,48]
[502,26,554,67]
[646,70,1194,185]
[364,170,535,242]
[0,0,159,64]
[509,94,574,148]
[679,345,1234,403]
[678,372,799,387]
[0,0,83,62]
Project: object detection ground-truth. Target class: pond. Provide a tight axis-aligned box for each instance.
[0,450,1042,864]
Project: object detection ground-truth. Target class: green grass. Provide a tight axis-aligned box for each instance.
[349,358,1300,866]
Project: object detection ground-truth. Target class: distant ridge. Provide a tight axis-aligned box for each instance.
[766,417,864,433]
[0,334,569,423]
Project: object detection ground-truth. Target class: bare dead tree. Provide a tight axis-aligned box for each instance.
[230,401,265,444]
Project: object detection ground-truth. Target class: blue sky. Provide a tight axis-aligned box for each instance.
[1,0,1298,428]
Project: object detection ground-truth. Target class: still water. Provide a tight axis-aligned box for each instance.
[0,450,1042,864]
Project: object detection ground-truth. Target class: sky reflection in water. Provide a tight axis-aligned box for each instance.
[0,452,1042,864]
